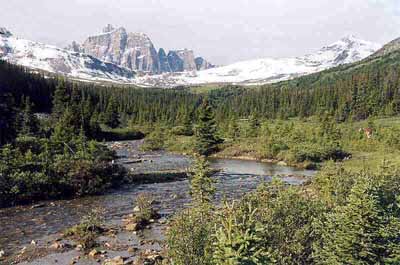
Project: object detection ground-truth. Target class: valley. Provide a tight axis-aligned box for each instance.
[1,7,400,264]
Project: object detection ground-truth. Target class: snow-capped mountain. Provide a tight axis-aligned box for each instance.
[0,27,135,82]
[0,27,381,88]
[135,35,381,87]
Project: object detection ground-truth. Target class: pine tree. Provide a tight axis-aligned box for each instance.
[51,107,76,143]
[0,93,17,145]
[194,99,220,156]
[247,114,260,137]
[189,155,215,207]
[313,179,389,264]
[228,118,240,140]
[18,96,39,136]
[182,112,194,136]
[104,96,120,129]
[52,79,69,120]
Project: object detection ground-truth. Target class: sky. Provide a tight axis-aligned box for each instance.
[1,0,399,65]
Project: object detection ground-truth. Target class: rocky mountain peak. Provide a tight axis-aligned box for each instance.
[167,49,197,72]
[340,34,359,43]
[103,24,115,33]
[0,27,12,37]
[70,25,214,74]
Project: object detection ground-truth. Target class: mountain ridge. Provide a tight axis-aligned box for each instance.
[0,27,385,88]
[69,24,215,74]
[134,35,381,87]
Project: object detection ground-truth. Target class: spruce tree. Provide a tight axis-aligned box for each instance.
[247,114,260,137]
[313,178,392,264]
[182,112,194,136]
[189,155,215,207]
[18,96,39,136]
[51,107,76,143]
[0,93,17,145]
[194,99,220,156]
[228,118,240,140]
[52,79,69,120]
[104,96,120,129]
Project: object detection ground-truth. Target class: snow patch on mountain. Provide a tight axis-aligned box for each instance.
[0,28,382,88]
[0,28,135,82]
[135,35,381,87]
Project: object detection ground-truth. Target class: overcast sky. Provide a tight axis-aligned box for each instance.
[1,0,399,64]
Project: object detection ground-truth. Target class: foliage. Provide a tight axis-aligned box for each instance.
[189,155,216,206]
[64,209,104,249]
[0,135,125,207]
[213,201,271,265]
[167,207,215,265]
[194,99,221,156]
[141,126,166,151]
[312,163,400,264]
[133,193,159,225]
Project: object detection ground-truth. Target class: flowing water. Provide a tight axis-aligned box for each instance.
[0,141,315,260]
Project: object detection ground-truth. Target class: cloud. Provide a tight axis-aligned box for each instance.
[368,0,400,15]
[0,0,399,64]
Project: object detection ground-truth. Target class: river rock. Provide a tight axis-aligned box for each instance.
[277,161,288,166]
[125,223,139,231]
[89,249,99,257]
[103,256,125,265]
[51,242,65,249]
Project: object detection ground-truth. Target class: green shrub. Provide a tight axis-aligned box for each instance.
[64,209,104,249]
[133,193,159,225]
[213,202,270,264]
[167,208,214,265]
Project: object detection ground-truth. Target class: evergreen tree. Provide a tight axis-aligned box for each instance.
[0,93,17,145]
[313,177,398,264]
[194,99,220,156]
[104,96,120,129]
[51,107,76,143]
[182,112,194,136]
[52,79,69,120]
[189,155,215,207]
[247,114,260,137]
[228,118,240,140]
[18,96,39,136]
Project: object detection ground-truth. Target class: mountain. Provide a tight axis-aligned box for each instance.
[0,27,135,82]
[0,27,382,88]
[82,25,160,73]
[74,24,215,74]
[370,37,400,58]
[135,35,381,87]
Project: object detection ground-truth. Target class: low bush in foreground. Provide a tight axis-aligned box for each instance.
[0,136,126,207]
[167,161,400,264]
[64,209,105,249]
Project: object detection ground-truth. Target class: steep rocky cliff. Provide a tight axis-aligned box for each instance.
[82,25,159,73]
[77,25,214,74]
[195,57,215,70]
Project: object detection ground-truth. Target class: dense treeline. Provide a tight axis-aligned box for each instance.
[212,50,400,121]
[2,49,400,135]
[0,62,127,207]
[0,61,54,112]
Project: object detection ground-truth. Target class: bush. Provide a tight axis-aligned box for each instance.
[213,202,271,264]
[133,193,159,225]
[141,128,165,151]
[291,143,350,163]
[64,209,104,249]
[167,208,214,265]
[0,136,126,207]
